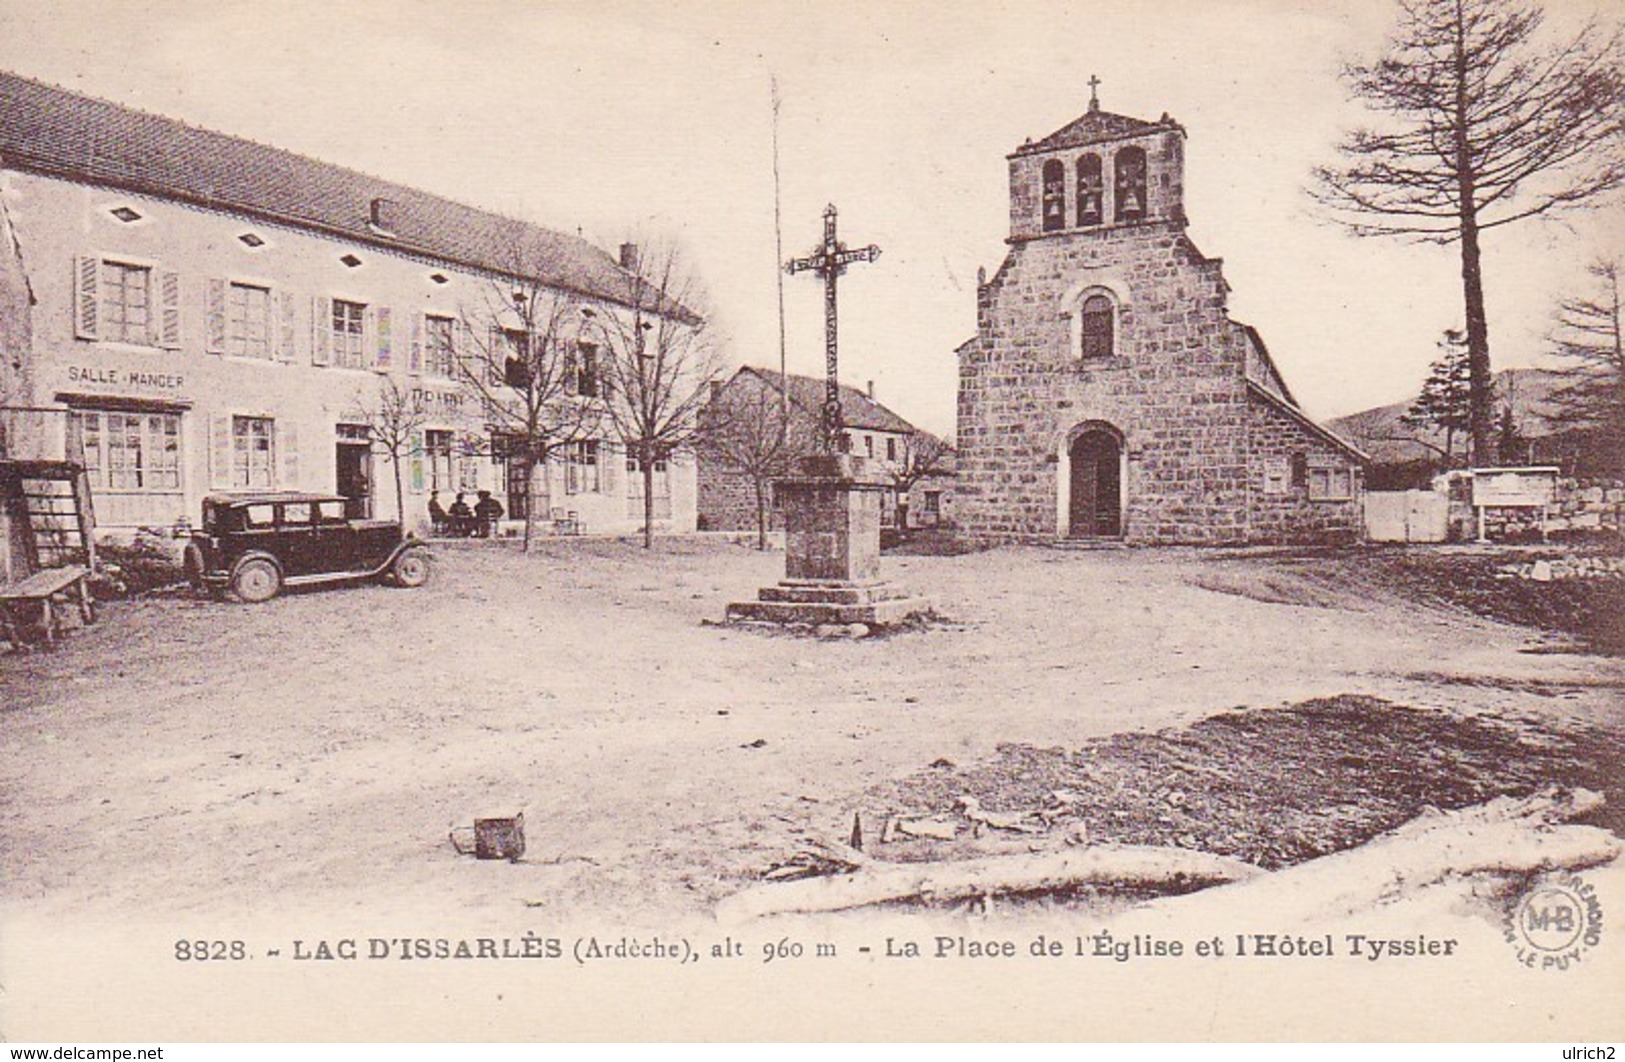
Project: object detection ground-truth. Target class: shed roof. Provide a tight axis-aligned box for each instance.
[733,366,918,435]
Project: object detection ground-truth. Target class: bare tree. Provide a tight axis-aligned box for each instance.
[887,431,953,529]
[593,243,725,549]
[456,242,606,551]
[1312,0,1625,464]
[700,372,806,550]
[1546,255,1625,453]
[348,376,429,524]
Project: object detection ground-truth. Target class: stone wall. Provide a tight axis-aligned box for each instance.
[1243,395,1365,544]
[696,457,782,533]
[1469,478,1625,540]
[959,219,1257,544]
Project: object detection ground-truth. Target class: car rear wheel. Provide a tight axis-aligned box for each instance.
[231,557,282,603]
[391,547,431,588]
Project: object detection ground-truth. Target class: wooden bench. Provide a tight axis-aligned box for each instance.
[0,565,95,650]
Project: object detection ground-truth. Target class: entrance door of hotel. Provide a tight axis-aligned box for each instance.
[1068,429,1122,537]
[335,427,373,520]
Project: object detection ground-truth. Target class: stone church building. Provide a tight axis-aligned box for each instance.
[956,92,1366,544]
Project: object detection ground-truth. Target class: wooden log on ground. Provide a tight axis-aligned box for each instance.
[1132,786,1618,928]
[717,844,1263,922]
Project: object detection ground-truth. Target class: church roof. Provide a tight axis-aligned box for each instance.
[0,70,689,319]
[1013,99,1179,157]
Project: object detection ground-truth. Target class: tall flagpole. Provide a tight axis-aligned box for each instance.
[771,74,789,445]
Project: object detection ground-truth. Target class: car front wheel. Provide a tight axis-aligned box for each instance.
[391,547,431,588]
[231,557,282,603]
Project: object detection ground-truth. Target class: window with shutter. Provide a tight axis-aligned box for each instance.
[101,260,153,344]
[227,282,272,359]
[424,315,456,378]
[231,416,276,489]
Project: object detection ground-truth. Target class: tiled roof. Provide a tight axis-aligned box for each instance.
[736,366,918,435]
[0,70,687,317]
[1014,102,1177,156]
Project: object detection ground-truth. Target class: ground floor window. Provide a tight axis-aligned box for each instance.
[232,416,275,489]
[71,409,182,492]
[1308,465,1355,501]
[566,440,600,495]
[424,429,454,493]
[626,454,671,518]
[922,491,941,518]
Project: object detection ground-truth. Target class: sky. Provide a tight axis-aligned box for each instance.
[1,0,1620,436]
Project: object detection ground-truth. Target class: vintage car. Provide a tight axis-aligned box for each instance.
[183,493,430,603]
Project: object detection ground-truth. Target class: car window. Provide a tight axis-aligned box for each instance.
[284,502,312,525]
[244,504,275,529]
[317,501,348,524]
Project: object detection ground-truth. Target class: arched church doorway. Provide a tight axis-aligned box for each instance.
[1068,428,1122,537]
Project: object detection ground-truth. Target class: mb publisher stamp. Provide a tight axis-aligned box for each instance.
[1505,872,1603,970]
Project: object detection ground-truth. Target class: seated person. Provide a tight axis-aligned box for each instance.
[473,490,505,538]
[447,493,474,537]
[427,491,448,535]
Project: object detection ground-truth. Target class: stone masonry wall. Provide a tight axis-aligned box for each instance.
[958,216,1255,544]
[697,458,783,533]
[1243,394,1364,543]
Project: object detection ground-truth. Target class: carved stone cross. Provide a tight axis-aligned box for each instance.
[785,204,881,452]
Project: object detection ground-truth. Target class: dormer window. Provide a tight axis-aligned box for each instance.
[1076,155,1104,226]
[1041,159,1066,232]
[1114,146,1147,222]
[1079,293,1115,360]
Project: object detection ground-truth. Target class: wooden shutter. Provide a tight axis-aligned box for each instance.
[310,296,332,366]
[158,270,182,349]
[374,306,392,373]
[275,290,298,363]
[362,305,378,370]
[602,442,617,494]
[205,279,227,355]
[409,314,423,375]
[408,430,424,494]
[277,421,299,489]
[210,414,233,489]
[73,256,99,340]
[487,326,503,386]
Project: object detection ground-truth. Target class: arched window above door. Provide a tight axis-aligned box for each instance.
[1078,292,1115,360]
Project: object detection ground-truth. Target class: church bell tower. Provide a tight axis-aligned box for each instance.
[1006,79,1187,242]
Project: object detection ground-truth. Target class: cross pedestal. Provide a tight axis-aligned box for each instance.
[726,455,929,630]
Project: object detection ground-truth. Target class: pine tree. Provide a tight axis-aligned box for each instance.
[1314,0,1625,465]
[1403,329,1473,465]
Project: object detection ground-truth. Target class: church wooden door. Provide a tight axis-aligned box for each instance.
[1069,430,1122,537]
